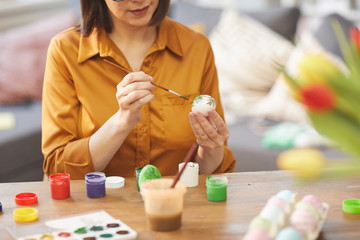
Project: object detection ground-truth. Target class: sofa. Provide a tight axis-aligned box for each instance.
[0,2,351,182]
[0,1,78,182]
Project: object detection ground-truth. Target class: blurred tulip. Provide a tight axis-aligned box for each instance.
[278,24,360,181]
[300,84,335,112]
[297,54,341,86]
[350,26,360,55]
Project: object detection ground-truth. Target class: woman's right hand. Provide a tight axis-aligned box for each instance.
[116,71,155,128]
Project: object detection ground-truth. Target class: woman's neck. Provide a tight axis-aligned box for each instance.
[109,22,157,71]
[109,20,157,46]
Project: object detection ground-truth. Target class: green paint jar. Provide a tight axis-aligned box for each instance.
[136,167,144,191]
[206,175,228,202]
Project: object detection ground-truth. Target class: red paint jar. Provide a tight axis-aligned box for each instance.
[49,173,70,200]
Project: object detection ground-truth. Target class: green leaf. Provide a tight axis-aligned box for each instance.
[309,110,360,158]
[332,20,360,93]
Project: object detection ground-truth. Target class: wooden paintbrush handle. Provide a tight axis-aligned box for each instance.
[171,143,199,188]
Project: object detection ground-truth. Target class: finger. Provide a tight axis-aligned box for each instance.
[193,112,218,137]
[191,111,228,148]
[121,81,155,97]
[119,90,153,110]
[189,112,217,148]
[129,93,155,110]
[207,109,229,138]
[119,71,153,87]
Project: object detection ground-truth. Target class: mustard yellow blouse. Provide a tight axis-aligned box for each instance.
[42,17,236,179]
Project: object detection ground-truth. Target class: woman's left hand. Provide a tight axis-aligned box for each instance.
[188,109,229,151]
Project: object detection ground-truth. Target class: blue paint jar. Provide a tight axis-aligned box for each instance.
[85,172,106,198]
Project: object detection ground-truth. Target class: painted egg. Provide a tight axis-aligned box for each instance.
[301,194,324,213]
[260,205,284,223]
[276,190,294,203]
[249,216,272,233]
[138,164,161,189]
[191,95,216,117]
[295,201,321,221]
[243,229,272,240]
[290,208,318,235]
[276,227,304,240]
[266,196,287,212]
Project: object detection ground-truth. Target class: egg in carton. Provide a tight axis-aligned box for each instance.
[275,189,299,215]
[243,189,325,240]
[242,190,299,239]
[243,208,283,239]
[288,194,329,240]
[248,215,279,238]
[263,190,299,228]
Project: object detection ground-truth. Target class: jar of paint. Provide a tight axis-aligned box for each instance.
[85,172,106,198]
[49,173,70,200]
[179,162,199,187]
[135,167,144,191]
[206,175,228,202]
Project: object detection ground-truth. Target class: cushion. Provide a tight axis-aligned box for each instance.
[0,11,77,104]
[251,30,346,124]
[246,6,300,41]
[313,13,354,59]
[168,2,300,40]
[209,10,294,124]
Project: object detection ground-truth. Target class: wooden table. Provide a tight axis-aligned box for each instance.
[0,171,359,239]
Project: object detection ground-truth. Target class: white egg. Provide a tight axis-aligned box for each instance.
[191,95,216,117]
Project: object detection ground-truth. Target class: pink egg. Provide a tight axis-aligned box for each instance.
[243,229,272,240]
[266,196,287,212]
[290,208,318,235]
[295,201,321,221]
[301,194,324,212]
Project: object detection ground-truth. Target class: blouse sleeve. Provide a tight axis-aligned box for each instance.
[200,38,236,173]
[42,38,94,179]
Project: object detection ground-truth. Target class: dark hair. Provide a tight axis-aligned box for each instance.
[80,0,170,37]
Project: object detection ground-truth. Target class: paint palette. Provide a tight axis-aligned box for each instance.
[18,220,137,240]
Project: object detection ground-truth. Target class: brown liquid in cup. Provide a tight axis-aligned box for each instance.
[147,212,182,232]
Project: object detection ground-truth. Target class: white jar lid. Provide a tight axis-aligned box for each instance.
[105,176,125,189]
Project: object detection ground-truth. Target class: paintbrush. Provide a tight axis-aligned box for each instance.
[170,143,198,188]
[103,59,188,100]
[151,82,189,100]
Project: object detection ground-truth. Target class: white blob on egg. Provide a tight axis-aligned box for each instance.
[191,95,216,117]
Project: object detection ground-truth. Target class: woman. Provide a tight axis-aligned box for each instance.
[42,0,235,179]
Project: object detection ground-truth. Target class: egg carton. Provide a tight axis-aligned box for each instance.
[243,193,329,240]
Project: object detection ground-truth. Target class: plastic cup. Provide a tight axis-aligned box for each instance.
[140,178,187,232]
